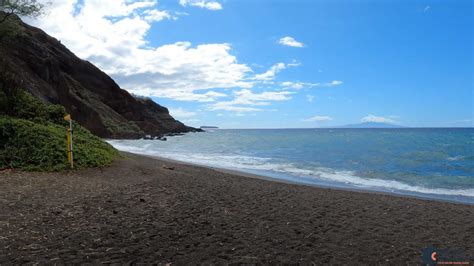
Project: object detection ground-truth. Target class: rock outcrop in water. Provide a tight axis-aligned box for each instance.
[0,13,199,138]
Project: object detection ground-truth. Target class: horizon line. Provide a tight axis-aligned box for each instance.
[199,126,474,130]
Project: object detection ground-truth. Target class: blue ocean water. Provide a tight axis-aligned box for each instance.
[108,128,474,204]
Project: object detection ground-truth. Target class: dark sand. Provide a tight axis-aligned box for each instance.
[0,152,473,264]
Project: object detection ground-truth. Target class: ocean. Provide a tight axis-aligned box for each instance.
[108,128,474,204]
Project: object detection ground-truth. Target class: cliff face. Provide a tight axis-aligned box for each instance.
[0,15,199,138]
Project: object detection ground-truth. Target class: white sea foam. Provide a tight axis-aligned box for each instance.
[447,155,465,161]
[107,140,474,199]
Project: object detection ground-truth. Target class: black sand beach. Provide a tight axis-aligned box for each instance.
[0,152,473,264]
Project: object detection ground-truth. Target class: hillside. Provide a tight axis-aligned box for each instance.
[0,13,199,139]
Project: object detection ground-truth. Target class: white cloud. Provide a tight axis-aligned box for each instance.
[131,89,228,102]
[207,89,293,113]
[282,81,315,90]
[328,80,343,86]
[25,1,251,102]
[278,36,304,48]
[253,61,301,82]
[281,80,343,90]
[25,1,342,114]
[361,114,395,123]
[254,63,286,81]
[233,89,293,104]
[179,0,222,10]
[143,9,174,22]
[423,5,430,12]
[287,60,301,67]
[169,107,197,119]
[303,116,333,122]
[306,94,315,102]
[208,104,262,113]
[181,118,201,125]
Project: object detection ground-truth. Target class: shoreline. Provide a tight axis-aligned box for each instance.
[1,152,473,263]
[130,152,474,206]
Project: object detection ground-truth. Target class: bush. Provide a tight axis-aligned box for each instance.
[0,117,117,171]
[0,85,67,123]
[0,85,118,171]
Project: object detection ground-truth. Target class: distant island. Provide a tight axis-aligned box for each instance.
[200,126,219,129]
[337,122,404,128]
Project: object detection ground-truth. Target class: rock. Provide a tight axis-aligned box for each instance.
[51,210,62,215]
[153,135,167,141]
[166,133,185,137]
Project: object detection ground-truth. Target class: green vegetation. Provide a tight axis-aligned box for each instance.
[1,1,44,25]
[0,78,117,171]
[101,116,144,138]
[0,0,43,43]
[0,118,118,171]
[0,12,24,43]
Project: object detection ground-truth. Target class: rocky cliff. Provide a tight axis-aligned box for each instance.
[0,14,199,138]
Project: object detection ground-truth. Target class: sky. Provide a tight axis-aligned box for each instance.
[26,0,473,128]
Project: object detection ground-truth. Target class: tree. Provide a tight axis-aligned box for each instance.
[0,0,44,24]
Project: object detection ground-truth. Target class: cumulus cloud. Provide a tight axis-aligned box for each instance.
[169,107,198,119]
[24,1,342,117]
[179,0,222,10]
[233,89,293,104]
[207,89,293,113]
[108,42,253,93]
[25,0,251,102]
[131,89,228,102]
[303,116,333,122]
[253,61,302,82]
[143,9,174,22]
[361,114,395,123]
[254,63,286,81]
[278,36,304,48]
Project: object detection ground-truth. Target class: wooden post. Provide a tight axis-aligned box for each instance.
[64,114,74,169]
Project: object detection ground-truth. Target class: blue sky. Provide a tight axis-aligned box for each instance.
[29,0,473,128]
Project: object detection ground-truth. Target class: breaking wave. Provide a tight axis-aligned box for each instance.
[108,140,474,201]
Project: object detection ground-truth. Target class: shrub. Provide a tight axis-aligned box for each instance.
[0,117,117,171]
[0,83,67,123]
[0,85,118,171]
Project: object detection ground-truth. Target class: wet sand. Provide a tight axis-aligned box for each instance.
[0,152,473,264]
